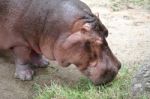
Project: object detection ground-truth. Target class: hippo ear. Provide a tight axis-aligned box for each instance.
[94,12,99,19]
[63,32,83,49]
[81,23,92,32]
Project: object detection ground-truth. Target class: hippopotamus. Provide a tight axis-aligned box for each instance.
[0,0,121,85]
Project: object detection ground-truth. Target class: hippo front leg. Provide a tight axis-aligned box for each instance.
[12,46,34,80]
[30,51,49,68]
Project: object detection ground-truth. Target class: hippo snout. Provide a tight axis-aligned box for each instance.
[81,61,121,85]
[92,68,118,85]
[94,62,121,85]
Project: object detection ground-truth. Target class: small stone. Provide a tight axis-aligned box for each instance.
[143,71,150,77]
[134,83,142,88]
[145,82,150,91]
[145,82,150,87]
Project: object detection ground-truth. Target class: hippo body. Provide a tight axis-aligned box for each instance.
[0,0,89,56]
[0,0,121,85]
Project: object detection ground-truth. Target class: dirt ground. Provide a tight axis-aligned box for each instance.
[0,0,150,99]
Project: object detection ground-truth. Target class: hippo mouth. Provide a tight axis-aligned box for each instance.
[80,64,119,85]
[90,69,117,85]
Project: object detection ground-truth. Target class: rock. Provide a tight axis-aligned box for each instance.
[131,64,150,97]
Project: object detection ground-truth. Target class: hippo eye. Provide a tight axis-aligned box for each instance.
[98,24,108,37]
[84,41,91,52]
[103,29,108,37]
[92,53,97,59]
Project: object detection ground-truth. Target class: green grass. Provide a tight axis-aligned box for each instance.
[33,65,149,99]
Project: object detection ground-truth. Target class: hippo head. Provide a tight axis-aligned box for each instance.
[54,15,121,85]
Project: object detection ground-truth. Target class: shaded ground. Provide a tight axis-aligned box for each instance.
[0,0,150,99]
[0,57,82,99]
